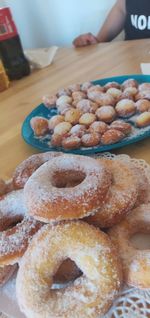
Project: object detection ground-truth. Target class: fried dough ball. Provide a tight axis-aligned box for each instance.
[62,136,81,149]
[65,109,81,125]
[87,84,104,94]
[30,117,49,136]
[57,88,71,97]
[80,81,93,92]
[135,112,150,128]
[104,81,121,91]
[139,83,150,92]
[81,132,101,147]
[110,120,132,135]
[123,87,138,96]
[122,78,138,90]
[57,104,73,115]
[115,99,136,118]
[48,115,64,131]
[68,83,81,92]
[101,129,125,145]
[89,121,108,134]
[72,91,87,103]
[76,99,98,113]
[96,106,116,123]
[135,90,150,101]
[50,134,63,147]
[54,122,72,135]
[135,99,150,113]
[79,113,96,126]
[88,92,115,107]
[106,88,122,100]
[70,124,86,137]
[42,94,57,108]
[56,95,72,107]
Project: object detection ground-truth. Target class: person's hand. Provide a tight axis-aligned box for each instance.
[73,33,98,47]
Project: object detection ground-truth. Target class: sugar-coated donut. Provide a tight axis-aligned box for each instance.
[89,121,108,134]
[42,94,57,108]
[122,78,138,90]
[81,132,101,147]
[30,117,49,136]
[109,204,150,289]
[54,122,72,135]
[57,88,71,97]
[24,154,111,222]
[0,217,42,266]
[50,134,64,147]
[101,129,125,145]
[139,82,150,92]
[0,264,17,286]
[131,166,150,207]
[76,99,98,114]
[0,190,27,230]
[57,104,73,115]
[87,84,104,94]
[13,152,62,189]
[135,111,150,128]
[16,221,122,318]
[110,120,132,135]
[72,91,87,103]
[135,90,150,101]
[65,109,81,125]
[62,136,81,149]
[88,92,115,107]
[56,95,72,107]
[79,113,96,126]
[86,158,138,228]
[70,124,86,137]
[115,99,136,118]
[123,86,138,96]
[48,115,65,131]
[96,106,116,123]
[80,81,93,92]
[104,81,121,91]
[106,88,122,100]
[135,99,150,113]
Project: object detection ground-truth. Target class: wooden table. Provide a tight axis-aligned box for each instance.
[0,38,150,179]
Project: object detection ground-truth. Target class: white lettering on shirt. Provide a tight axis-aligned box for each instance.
[131,15,138,28]
[138,15,147,30]
[131,14,150,30]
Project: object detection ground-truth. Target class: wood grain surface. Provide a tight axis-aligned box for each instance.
[0,39,150,180]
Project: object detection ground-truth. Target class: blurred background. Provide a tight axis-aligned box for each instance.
[0,0,123,49]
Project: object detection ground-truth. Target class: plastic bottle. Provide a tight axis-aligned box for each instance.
[0,7,30,80]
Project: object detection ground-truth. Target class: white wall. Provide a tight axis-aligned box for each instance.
[0,0,116,49]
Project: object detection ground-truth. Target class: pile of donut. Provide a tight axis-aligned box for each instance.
[30,78,150,150]
[0,151,150,318]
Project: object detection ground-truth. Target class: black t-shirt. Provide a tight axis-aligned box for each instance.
[125,0,150,40]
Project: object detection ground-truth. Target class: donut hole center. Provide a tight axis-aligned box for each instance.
[53,258,82,286]
[130,233,150,250]
[51,169,86,188]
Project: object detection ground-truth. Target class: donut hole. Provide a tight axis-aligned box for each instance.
[130,233,150,250]
[51,169,86,188]
[53,258,82,285]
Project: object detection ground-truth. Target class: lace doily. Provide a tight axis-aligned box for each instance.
[94,152,150,318]
[0,152,150,318]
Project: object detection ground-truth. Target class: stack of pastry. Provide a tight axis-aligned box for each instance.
[0,151,150,318]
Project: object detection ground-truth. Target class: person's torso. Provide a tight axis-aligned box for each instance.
[125,0,150,40]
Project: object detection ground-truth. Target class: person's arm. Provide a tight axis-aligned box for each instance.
[97,0,126,42]
[73,0,126,47]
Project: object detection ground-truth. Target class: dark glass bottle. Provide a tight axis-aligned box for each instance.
[0,7,30,80]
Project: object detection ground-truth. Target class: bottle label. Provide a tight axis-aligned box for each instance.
[0,7,18,41]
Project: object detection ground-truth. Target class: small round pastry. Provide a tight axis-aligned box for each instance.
[101,129,125,145]
[50,133,63,147]
[57,88,71,97]
[68,83,81,92]
[70,124,86,137]
[86,158,138,228]
[89,121,108,134]
[115,99,136,118]
[79,113,96,126]
[0,179,7,196]
[110,120,132,135]
[0,264,17,286]
[76,99,98,114]
[30,117,49,136]
[96,106,116,123]
[135,91,150,101]
[24,154,111,222]
[80,81,93,92]
[88,92,115,106]
[72,91,87,103]
[131,165,150,207]
[13,152,62,189]
[57,104,74,115]
[16,221,122,318]
[104,81,121,91]
[56,95,72,107]
[122,78,138,90]
[118,91,134,101]
[48,115,64,131]
[62,136,81,149]
[135,112,150,128]
[81,132,101,147]
[106,88,122,100]
[87,84,104,94]
[123,86,138,96]
[0,217,42,266]
[139,82,150,92]
[42,94,57,108]
[54,122,72,135]
[65,109,81,125]
[109,204,150,289]
[135,99,150,113]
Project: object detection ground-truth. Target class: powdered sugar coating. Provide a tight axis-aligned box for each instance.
[16,221,122,318]
[24,154,111,222]
[109,204,150,289]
